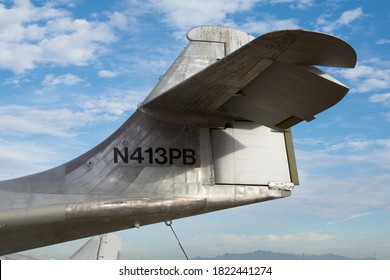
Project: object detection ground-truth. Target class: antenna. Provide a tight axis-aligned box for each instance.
[165,220,189,260]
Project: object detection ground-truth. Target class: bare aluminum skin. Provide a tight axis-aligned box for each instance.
[0,26,356,255]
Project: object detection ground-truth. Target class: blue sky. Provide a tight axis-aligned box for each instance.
[0,0,389,259]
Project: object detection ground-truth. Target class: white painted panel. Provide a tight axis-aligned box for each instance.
[211,122,291,185]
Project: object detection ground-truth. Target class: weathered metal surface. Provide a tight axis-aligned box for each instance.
[0,109,291,255]
[70,233,122,260]
[186,25,254,55]
[0,26,356,256]
[0,233,121,260]
[211,122,291,185]
[144,26,254,104]
[141,28,356,129]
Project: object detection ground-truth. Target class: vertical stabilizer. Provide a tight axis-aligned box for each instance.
[144,26,254,103]
[70,233,121,260]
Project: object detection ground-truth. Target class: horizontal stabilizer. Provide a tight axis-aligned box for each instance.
[141,28,356,129]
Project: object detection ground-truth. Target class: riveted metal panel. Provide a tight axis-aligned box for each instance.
[211,121,291,185]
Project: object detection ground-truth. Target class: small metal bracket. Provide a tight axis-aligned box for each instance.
[268,181,294,191]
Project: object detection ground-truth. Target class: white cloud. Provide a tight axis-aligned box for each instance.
[43,73,83,87]
[108,11,129,31]
[291,136,390,218]
[266,232,333,242]
[303,232,333,241]
[0,139,69,180]
[370,93,390,122]
[333,61,390,93]
[338,7,364,25]
[370,93,390,107]
[384,113,390,122]
[0,90,144,138]
[0,1,124,73]
[126,0,300,38]
[124,0,302,38]
[376,39,390,45]
[266,234,297,242]
[269,0,314,10]
[148,0,258,31]
[329,138,390,153]
[98,70,119,78]
[286,171,390,219]
[336,64,374,81]
[79,90,144,118]
[0,139,59,164]
[316,7,364,33]
[297,138,390,170]
[0,88,145,179]
[240,18,300,35]
[0,105,81,137]
[220,234,259,245]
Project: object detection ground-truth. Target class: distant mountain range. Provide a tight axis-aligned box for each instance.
[192,250,376,260]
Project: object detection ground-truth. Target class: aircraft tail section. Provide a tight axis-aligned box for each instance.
[143,26,254,103]
[70,233,121,260]
[0,25,356,256]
